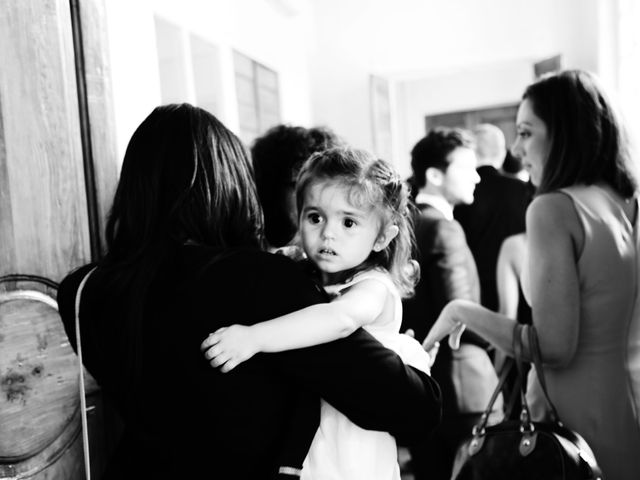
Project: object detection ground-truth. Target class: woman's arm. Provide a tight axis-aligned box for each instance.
[423,194,582,367]
[203,278,389,372]
[526,193,582,366]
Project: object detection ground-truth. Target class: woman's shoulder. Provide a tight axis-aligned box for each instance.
[57,263,98,339]
[527,191,584,251]
[58,263,97,302]
[192,247,323,296]
[501,232,526,254]
[527,191,578,226]
[194,246,307,277]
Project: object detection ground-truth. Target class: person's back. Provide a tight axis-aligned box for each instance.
[59,248,320,478]
[57,104,441,479]
[525,184,640,479]
[60,245,441,479]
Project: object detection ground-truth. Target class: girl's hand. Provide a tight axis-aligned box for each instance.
[402,329,438,369]
[422,300,466,351]
[200,325,258,373]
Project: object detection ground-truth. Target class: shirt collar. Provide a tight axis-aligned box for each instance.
[414,193,454,220]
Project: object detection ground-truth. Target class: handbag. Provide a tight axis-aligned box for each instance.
[75,266,98,480]
[450,323,603,480]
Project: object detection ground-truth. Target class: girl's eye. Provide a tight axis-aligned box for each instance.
[307,213,322,224]
[343,218,356,228]
[517,130,531,139]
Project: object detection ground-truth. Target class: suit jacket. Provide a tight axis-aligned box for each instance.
[402,203,500,417]
[454,165,532,312]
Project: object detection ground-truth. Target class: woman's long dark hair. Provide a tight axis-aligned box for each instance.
[524,69,638,198]
[105,103,263,259]
[100,104,263,407]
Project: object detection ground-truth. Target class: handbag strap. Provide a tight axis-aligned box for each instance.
[471,352,516,434]
[518,324,561,424]
[518,324,603,478]
[512,323,534,429]
[75,266,97,480]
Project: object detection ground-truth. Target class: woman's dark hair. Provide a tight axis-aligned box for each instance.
[106,103,263,260]
[523,69,638,197]
[251,124,343,247]
[101,104,263,405]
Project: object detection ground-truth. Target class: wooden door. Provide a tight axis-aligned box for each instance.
[0,0,118,478]
[424,104,519,147]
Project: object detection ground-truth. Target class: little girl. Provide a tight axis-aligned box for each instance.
[202,147,433,479]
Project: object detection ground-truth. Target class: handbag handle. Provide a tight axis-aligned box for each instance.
[470,352,516,435]
[75,266,98,480]
[514,323,562,425]
[470,322,559,436]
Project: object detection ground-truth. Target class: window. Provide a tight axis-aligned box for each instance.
[233,51,281,145]
[154,17,223,117]
[424,104,518,148]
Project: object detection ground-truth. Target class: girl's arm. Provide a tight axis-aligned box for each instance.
[424,194,581,367]
[203,278,389,372]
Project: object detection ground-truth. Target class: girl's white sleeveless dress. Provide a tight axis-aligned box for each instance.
[301,269,430,480]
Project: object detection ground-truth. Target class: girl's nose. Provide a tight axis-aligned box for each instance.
[321,224,335,240]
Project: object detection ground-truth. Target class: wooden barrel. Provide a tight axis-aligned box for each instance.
[0,275,84,479]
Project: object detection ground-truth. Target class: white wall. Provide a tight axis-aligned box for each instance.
[308,0,611,175]
[393,60,534,178]
[102,0,634,175]
[104,0,316,163]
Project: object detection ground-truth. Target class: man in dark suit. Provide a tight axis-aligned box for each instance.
[454,123,532,313]
[402,127,502,480]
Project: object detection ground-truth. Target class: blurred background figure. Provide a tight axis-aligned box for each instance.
[401,127,499,480]
[252,124,343,251]
[454,123,532,315]
[502,150,530,182]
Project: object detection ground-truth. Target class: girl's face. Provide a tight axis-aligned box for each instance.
[512,98,550,187]
[299,180,393,284]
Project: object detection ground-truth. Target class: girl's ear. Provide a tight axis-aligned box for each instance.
[373,224,399,252]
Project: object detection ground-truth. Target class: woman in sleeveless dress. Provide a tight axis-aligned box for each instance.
[424,69,640,480]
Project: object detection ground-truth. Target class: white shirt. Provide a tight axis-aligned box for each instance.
[414,193,454,221]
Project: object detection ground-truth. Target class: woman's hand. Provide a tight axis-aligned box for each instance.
[200,325,259,373]
[422,300,467,351]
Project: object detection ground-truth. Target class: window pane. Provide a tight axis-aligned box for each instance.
[190,33,221,115]
[233,51,254,78]
[154,17,189,103]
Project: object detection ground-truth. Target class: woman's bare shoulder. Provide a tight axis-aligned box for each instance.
[526,192,581,235]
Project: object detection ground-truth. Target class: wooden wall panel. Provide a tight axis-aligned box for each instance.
[79,0,119,257]
[0,97,16,270]
[0,0,91,281]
